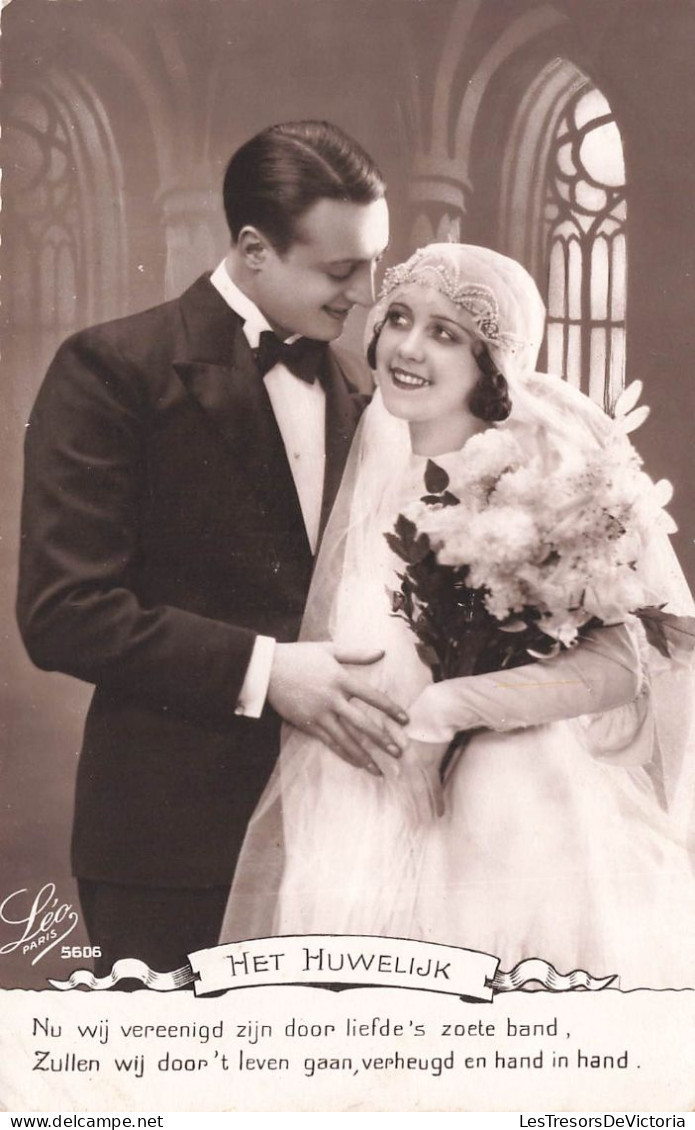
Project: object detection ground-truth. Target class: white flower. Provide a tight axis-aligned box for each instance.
[398,411,678,636]
[540,611,588,647]
[446,429,524,499]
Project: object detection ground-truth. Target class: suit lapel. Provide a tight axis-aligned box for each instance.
[173,277,308,538]
[173,275,368,553]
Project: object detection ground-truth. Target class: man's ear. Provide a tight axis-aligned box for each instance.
[236,226,272,270]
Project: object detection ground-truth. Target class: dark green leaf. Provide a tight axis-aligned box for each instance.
[384,531,410,562]
[390,589,406,614]
[424,460,450,494]
[416,641,441,672]
[394,513,417,543]
[635,607,695,657]
[440,490,460,508]
[634,610,670,658]
[410,535,432,564]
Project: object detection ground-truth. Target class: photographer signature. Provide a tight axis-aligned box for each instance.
[0,882,79,965]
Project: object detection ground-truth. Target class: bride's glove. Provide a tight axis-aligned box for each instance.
[406,624,643,744]
[267,641,409,776]
[400,739,449,821]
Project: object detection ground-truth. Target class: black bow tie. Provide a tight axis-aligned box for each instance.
[254,330,327,385]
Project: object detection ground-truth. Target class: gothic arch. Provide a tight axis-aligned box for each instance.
[58,16,195,192]
[451,5,568,176]
[498,59,587,278]
[4,66,127,371]
[408,2,568,242]
[65,15,220,295]
[498,60,628,407]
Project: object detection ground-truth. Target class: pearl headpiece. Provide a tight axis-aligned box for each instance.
[379,247,533,356]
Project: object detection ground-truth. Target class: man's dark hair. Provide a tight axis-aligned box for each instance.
[223,120,385,254]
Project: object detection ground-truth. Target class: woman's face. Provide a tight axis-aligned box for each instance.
[375,284,481,427]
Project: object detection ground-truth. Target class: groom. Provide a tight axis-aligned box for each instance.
[17,121,406,975]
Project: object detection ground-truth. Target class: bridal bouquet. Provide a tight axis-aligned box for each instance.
[387,389,691,686]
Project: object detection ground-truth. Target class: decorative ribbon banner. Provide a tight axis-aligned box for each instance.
[188,935,499,1001]
[48,940,616,994]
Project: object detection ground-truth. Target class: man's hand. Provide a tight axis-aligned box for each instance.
[267,641,409,775]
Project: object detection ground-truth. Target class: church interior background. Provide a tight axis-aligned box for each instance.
[2,0,695,986]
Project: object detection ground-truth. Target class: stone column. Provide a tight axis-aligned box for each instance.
[158,185,222,299]
[408,158,471,247]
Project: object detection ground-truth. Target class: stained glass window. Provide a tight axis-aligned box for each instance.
[4,89,83,337]
[544,85,627,411]
[3,70,127,380]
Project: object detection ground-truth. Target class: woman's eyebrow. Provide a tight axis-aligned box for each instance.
[429,312,474,333]
[388,301,473,333]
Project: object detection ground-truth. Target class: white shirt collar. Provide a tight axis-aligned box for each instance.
[209,260,300,348]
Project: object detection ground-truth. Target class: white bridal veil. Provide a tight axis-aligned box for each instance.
[220,244,695,945]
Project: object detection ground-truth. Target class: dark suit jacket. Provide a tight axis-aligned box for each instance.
[17,274,369,888]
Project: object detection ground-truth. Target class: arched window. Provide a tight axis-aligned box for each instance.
[5,89,83,339]
[500,61,627,411]
[3,71,127,377]
[545,86,627,409]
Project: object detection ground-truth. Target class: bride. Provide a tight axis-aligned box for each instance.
[219,243,695,989]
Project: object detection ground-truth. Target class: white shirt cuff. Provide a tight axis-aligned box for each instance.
[235,635,276,718]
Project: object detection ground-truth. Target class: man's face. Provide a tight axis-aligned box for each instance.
[252,197,390,341]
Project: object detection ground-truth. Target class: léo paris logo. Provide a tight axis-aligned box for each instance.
[0,882,80,965]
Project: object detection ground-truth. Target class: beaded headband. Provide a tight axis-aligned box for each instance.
[379,249,531,355]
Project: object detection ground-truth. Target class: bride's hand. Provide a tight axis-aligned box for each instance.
[401,738,450,821]
[406,682,477,744]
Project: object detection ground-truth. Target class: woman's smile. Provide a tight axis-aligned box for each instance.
[389,365,432,390]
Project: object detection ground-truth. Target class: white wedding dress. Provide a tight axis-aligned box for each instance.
[220,390,695,991]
